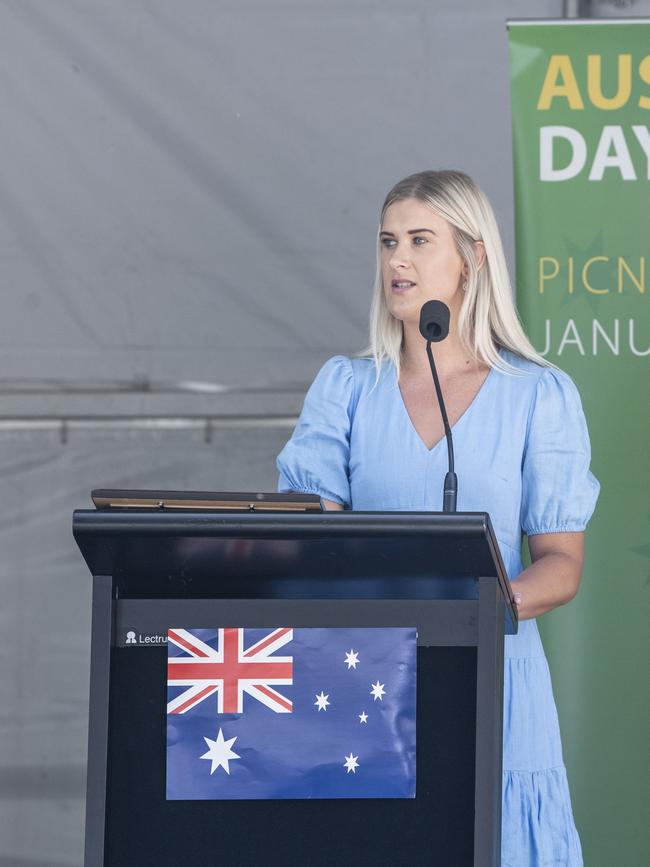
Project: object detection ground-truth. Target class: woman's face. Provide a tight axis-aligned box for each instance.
[380,197,465,327]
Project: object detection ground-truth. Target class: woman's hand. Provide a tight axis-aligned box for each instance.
[513,531,585,621]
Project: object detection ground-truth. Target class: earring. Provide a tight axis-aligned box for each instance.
[462,280,468,292]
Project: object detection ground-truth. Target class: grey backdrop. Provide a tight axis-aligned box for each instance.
[3,1,612,864]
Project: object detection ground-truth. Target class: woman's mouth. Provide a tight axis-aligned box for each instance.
[391,279,416,293]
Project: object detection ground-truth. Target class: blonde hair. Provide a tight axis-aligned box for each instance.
[361,170,550,377]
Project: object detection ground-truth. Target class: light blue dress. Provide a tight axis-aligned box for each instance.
[276,348,599,867]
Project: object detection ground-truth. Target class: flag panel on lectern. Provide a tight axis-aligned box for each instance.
[166,626,417,800]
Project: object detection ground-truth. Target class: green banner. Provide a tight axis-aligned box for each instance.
[508,20,649,867]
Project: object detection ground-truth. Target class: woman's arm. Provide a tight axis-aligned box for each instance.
[513,531,585,621]
[322,499,344,511]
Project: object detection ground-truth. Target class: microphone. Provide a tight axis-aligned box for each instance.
[419,300,450,343]
[418,301,457,512]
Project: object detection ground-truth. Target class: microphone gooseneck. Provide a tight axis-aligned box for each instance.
[418,301,458,512]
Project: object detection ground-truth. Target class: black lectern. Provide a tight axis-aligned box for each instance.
[73,509,516,867]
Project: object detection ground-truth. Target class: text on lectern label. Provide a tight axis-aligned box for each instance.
[122,630,167,646]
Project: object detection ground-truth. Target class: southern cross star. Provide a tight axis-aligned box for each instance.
[359,711,368,724]
[344,649,360,669]
[344,753,359,774]
[200,728,240,775]
[370,680,386,701]
[314,691,330,711]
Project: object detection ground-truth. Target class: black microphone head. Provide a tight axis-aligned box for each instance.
[419,300,450,343]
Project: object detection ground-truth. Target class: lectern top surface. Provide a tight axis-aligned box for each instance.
[76,507,495,537]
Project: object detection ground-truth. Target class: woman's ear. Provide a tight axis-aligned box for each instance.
[474,240,486,270]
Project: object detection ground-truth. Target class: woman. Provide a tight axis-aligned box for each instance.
[276,170,599,866]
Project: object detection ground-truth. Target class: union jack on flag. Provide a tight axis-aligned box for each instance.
[167,627,293,715]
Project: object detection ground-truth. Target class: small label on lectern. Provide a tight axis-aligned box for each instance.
[119,629,168,647]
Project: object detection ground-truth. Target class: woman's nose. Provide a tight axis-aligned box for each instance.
[389,245,410,269]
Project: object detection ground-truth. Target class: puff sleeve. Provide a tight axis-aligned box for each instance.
[276,355,354,507]
[520,367,600,536]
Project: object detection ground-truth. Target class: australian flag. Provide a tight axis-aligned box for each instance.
[166,626,417,800]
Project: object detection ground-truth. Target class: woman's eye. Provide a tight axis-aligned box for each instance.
[381,238,396,248]
[413,236,428,245]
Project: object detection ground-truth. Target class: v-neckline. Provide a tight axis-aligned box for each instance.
[394,360,497,455]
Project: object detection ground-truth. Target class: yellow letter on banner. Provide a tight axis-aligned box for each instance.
[539,257,560,293]
[538,56,584,110]
[639,56,650,109]
[587,55,632,110]
[582,257,610,294]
